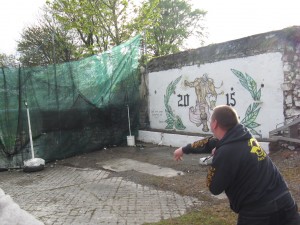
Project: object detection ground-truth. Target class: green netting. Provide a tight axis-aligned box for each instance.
[0,35,141,169]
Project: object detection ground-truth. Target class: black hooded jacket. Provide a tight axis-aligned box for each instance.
[207,124,288,213]
[182,136,218,154]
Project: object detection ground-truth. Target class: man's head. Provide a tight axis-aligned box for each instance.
[210,105,239,140]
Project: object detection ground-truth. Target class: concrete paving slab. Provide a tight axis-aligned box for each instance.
[101,158,184,177]
[0,166,201,225]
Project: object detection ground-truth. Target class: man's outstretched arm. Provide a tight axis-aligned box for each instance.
[174,136,218,161]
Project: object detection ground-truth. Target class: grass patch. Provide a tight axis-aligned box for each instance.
[143,206,236,225]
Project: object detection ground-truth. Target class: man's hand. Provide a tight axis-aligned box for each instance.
[174,147,184,161]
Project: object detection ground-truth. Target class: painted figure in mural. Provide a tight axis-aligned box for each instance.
[184,73,221,132]
[173,105,300,225]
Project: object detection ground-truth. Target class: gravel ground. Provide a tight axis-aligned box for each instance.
[52,141,300,220]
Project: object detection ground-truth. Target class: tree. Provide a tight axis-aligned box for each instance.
[48,0,139,55]
[17,8,79,67]
[18,26,78,67]
[0,53,19,68]
[138,0,207,57]
[48,0,207,59]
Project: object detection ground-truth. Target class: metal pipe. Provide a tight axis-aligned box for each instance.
[127,105,131,136]
[24,101,34,159]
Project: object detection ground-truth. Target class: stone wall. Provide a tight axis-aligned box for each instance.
[140,26,300,126]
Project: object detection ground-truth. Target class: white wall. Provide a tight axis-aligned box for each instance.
[137,130,270,154]
[147,53,284,138]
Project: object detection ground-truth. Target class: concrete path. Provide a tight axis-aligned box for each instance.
[101,158,184,177]
[0,165,202,225]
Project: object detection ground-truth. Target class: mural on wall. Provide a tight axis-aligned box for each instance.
[184,74,223,132]
[163,70,263,136]
[149,53,283,138]
[231,69,263,137]
[164,76,186,130]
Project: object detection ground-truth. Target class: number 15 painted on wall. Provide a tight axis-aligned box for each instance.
[226,88,236,106]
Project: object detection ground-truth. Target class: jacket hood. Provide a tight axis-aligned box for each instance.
[217,123,252,148]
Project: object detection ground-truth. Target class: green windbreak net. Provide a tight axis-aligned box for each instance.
[0,35,141,169]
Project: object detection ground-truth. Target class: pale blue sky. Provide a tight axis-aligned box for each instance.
[0,0,299,55]
[195,0,300,46]
[0,0,45,55]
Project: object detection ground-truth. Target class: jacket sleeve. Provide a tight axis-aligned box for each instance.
[206,147,235,195]
[182,136,218,154]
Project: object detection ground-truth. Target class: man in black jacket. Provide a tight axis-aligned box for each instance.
[174,105,300,225]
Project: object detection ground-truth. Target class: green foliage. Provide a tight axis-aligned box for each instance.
[138,0,207,57]
[48,0,138,56]
[17,0,206,65]
[17,6,79,67]
[164,76,185,130]
[18,26,78,67]
[0,53,19,68]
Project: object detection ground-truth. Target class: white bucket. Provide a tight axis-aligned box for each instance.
[127,136,135,146]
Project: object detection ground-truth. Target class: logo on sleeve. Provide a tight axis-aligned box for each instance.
[206,166,216,187]
[248,138,266,161]
[192,137,209,148]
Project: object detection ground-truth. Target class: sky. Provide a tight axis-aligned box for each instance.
[0,0,299,55]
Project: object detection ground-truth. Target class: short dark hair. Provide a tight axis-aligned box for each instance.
[211,105,239,130]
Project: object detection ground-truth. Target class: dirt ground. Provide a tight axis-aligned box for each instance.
[52,141,300,222]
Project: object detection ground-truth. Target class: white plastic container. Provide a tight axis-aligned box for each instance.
[127,136,135,146]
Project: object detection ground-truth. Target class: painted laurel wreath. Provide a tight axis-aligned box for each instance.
[164,76,186,130]
[231,69,262,137]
